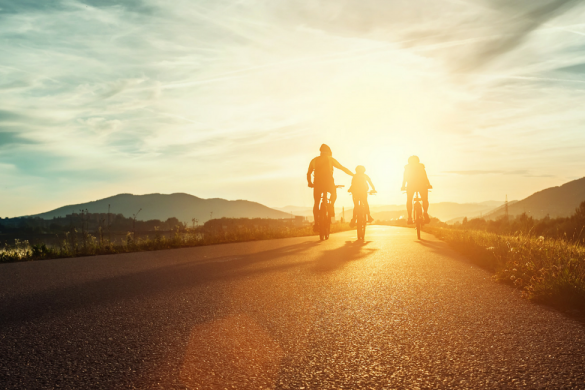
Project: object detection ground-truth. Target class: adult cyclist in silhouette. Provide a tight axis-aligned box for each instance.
[401,155,432,224]
[307,144,354,232]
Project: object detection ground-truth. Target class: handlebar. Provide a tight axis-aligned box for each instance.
[336,185,345,188]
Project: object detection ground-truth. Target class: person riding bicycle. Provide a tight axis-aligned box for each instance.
[307,144,354,232]
[348,165,376,228]
[401,155,432,224]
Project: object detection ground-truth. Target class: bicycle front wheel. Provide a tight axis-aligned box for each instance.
[319,203,327,241]
[357,208,365,240]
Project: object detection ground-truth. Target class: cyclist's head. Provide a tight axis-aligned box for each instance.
[356,165,366,174]
[408,155,420,164]
[320,144,332,156]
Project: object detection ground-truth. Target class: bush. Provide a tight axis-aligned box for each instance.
[0,222,352,263]
[427,226,585,311]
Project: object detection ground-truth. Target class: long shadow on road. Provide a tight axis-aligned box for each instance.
[0,240,321,328]
[312,240,379,273]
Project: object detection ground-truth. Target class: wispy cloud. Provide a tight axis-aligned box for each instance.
[1,0,585,214]
[443,170,557,178]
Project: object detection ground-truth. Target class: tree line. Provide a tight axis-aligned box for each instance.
[0,212,184,235]
[441,201,585,243]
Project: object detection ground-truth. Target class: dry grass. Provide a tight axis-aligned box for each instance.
[0,224,351,263]
[426,226,585,312]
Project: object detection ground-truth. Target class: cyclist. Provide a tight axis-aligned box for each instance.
[307,144,354,232]
[348,165,376,228]
[401,155,432,224]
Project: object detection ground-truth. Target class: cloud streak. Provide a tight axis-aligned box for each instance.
[1,0,585,215]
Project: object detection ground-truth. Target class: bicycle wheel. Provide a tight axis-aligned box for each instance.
[414,202,422,240]
[319,202,327,241]
[356,206,364,240]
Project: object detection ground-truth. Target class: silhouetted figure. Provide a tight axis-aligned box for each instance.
[348,165,376,227]
[401,155,432,224]
[307,144,353,231]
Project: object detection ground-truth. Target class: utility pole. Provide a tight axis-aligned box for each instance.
[108,204,111,242]
[505,195,509,221]
[133,208,142,237]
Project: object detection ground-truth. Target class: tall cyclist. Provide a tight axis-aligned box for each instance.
[307,144,354,232]
[401,155,432,224]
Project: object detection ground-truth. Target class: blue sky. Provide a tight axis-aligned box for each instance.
[1,0,585,216]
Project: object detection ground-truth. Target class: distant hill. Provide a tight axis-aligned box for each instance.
[276,201,505,222]
[484,177,585,220]
[447,201,519,224]
[28,193,294,224]
[371,201,505,222]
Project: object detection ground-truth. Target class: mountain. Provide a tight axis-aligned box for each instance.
[484,177,585,220]
[28,193,295,224]
[370,201,506,222]
[446,200,519,223]
[276,201,505,222]
[273,206,314,217]
[274,206,345,218]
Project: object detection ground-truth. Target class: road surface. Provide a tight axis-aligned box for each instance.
[1,226,584,389]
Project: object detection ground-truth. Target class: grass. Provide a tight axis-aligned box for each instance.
[426,226,585,313]
[0,223,352,263]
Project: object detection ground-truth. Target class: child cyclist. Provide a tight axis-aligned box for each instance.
[348,165,377,228]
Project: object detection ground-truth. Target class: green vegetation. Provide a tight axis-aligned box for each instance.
[440,201,585,244]
[0,217,350,263]
[426,202,585,312]
[0,211,183,236]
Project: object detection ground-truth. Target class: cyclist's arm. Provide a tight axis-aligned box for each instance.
[332,158,354,176]
[421,164,432,188]
[307,159,315,187]
[366,175,377,192]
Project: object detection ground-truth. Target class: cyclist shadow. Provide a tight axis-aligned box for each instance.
[312,240,378,273]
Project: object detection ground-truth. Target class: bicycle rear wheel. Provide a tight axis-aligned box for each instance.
[319,202,327,241]
[414,202,422,240]
[356,206,365,240]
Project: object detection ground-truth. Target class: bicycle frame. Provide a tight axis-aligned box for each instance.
[412,191,424,240]
[318,191,332,241]
[355,191,376,240]
[317,185,344,241]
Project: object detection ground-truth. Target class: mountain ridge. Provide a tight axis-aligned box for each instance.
[274,201,506,222]
[27,193,294,224]
[484,177,585,220]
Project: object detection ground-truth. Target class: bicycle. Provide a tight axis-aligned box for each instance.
[412,191,424,240]
[317,185,344,241]
[355,190,376,240]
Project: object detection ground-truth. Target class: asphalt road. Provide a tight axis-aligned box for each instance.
[1,226,584,389]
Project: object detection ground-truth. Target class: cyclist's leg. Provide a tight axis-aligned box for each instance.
[363,193,374,222]
[329,182,337,217]
[349,193,358,226]
[421,189,430,222]
[313,187,322,226]
[421,189,429,213]
[406,189,414,221]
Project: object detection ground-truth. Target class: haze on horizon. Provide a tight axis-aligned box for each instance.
[1,0,585,217]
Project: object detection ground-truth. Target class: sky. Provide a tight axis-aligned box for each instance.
[1,0,585,216]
